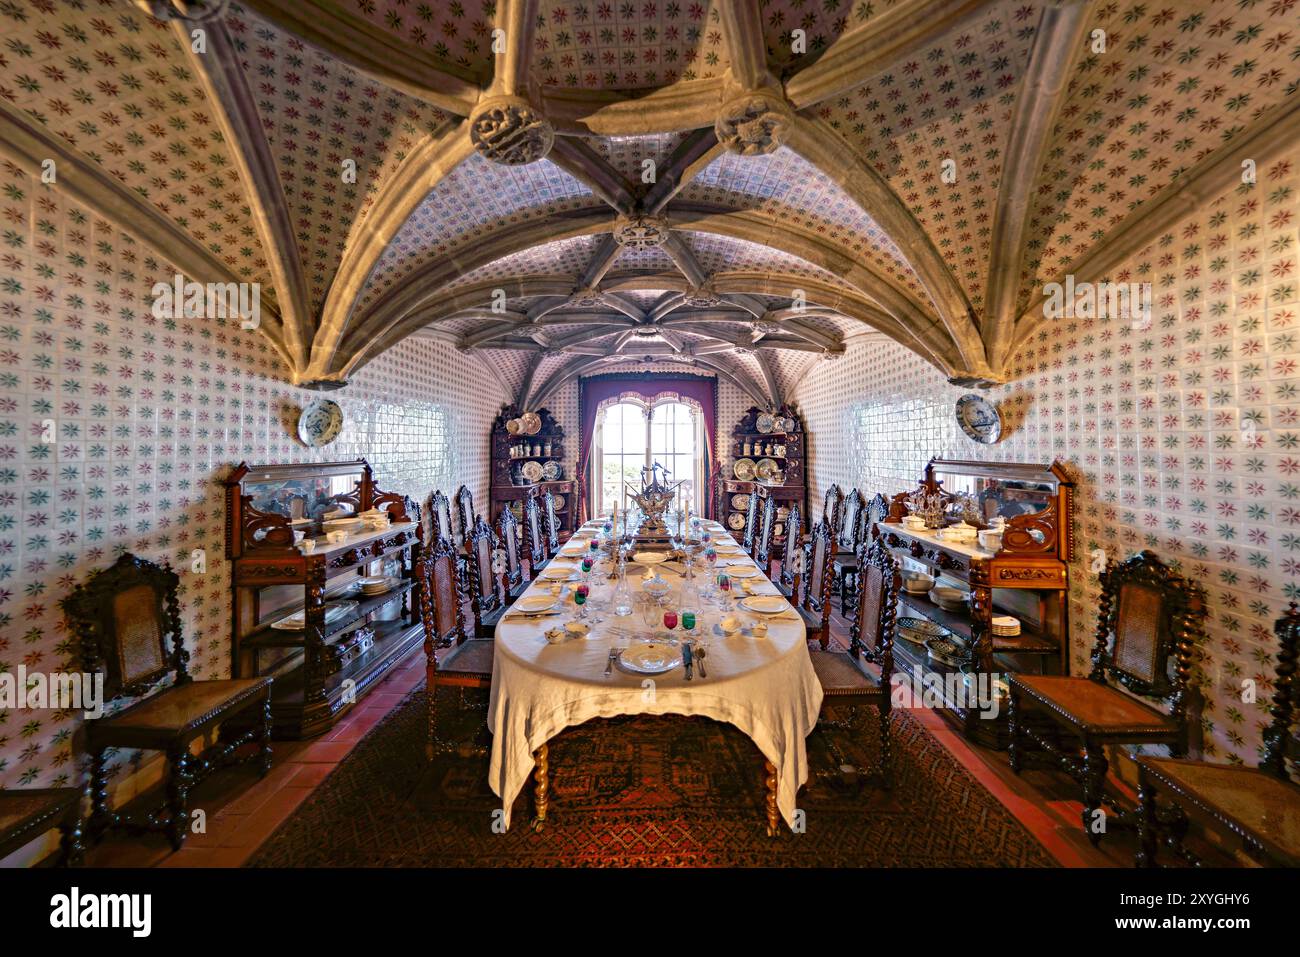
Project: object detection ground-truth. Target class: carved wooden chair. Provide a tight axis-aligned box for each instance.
[523,492,549,574]
[61,554,273,851]
[1136,603,1300,867]
[808,538,901,788]
[426,489,455,548]
[454,485,476,547]
[496,505,527,603]
[0,788,83,867]
[417,537,491,759]
[796,520,835,650]
[1008,550,1206,843]
[466,515,506,639]
[822,484,845,540]
[831,489,867,609]
[542,488,567,555]
[776,502,804,601]
[740,488,760,554]
[752,491,778,578]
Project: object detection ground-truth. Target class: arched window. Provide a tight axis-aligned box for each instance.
[594,398,703,516]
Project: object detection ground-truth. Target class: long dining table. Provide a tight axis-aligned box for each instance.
[486,517,823,834]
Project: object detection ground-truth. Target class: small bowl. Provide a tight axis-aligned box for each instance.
[299,539,317,553]
[978,529,1003,551]
[564,620,590,638]
[720,614,743,635]
[929,585,969,609]
[751,620,769,639]
[902,572,935,593]
[325,530,347,544]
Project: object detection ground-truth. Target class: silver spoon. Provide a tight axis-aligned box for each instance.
[694,644,707,678]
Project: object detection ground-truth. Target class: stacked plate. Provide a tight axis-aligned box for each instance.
[358,576,394,597]
[992,615,1022,637]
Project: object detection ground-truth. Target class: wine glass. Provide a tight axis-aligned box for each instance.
[574,583,590,621]
[662,608,678,638]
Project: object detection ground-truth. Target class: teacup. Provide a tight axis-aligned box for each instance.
[751,620,769,639]
[325,530,347,544]
[978,529,1003,551]
[299,539,317,553]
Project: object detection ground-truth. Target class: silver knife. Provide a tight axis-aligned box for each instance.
[682,641,693,680]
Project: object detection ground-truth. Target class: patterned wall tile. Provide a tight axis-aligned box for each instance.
[791,160,1300,768]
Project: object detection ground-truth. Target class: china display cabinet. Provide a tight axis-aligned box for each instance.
[224,459,423,739]
[879,458,1074,747]
[488,405,576,536]
[720,405,806,547]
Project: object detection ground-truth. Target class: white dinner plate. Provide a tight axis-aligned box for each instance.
[539,567,578,581]
[740,595,788,614]
[514,595,557,614]
[270,601,357,630]
[617,642,682,675]
[724,566,761,578]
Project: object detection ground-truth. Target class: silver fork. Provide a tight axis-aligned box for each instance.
[604,648,621,676]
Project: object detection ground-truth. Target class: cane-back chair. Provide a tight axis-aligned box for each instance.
[523,493,549,574]
[822,484,845,540]
[466,515,506,638]
[1008,550,1206,843]
[453,485,475,547]
[496,505,527,602]
[753,492,778,577]
[62,554,273,851]
[808,538,901,788]
[740,488,760,554]
[831,489,868,609]
[418,537,491,758]
[777,502,804,600]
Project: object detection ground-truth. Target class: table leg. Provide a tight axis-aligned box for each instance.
[764,759,780,837]
[531,743,549,832]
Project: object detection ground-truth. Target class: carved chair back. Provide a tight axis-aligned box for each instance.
[465,515,502,622]
[753,492,777,570]
[496,506,524,594]
[1261,603,1300,777]
[454,485,475,546]
[416,536,463,653]
[62,553,189,702]
[427,489,455,549]
[801,520,835,624]
[523,493,547,567]
[823,484,845,539]
[1089,550,1205,726]
[838,489,864,552]
[851,539,900,674]
[779,502,803,593]
[542,489,562,555]
[865,493,890,540]
[741,489,760,551]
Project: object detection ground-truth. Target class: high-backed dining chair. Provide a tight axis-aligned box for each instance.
[808,538,901,788]
[753,492,777,577]
[523,492,549,574]
[740,488,760,554]
[834,492,886,611]
[822,484,845,540]
[797,520,835,650]
[1008,550,1206,843]
[61,554,273,851]
[831,488,866,607]
[496,505,527,602]
[466,515,506,639]
[418,537,491,759]
[0,788,84,867]
[454,485,475,546]
[1135,603,1300,866]
[427,489,455,548]
[776,502,804,601]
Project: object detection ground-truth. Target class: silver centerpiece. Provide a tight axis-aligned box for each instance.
[627,462,683,544]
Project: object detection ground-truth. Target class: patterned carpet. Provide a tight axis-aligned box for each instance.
[248,685,1056,867]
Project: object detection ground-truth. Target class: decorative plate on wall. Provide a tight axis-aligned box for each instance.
[520,412,542,435]
[522,460,544,483]
[756,412,776,433]
[955,394,1001,444]
[297,399,344,447]
[733,458,756,481]
[731,493,750,510]
[781,416,796,433]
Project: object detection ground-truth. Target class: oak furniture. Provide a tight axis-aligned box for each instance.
[1008,549,1206,843]
[1135,603,1299,867]
[224,460,422,738]
[63,553,273,851]
[797,520,835,650]
[753,490,778,577]
[879,458,1075,747]
[0,788,84,867]
[466,515,506,639]
[776,501,804,601]
[808,538,901,788]
[488,405,576,540]
[418,537,492,759]
[720,405,807,549]
[496,505,527,602]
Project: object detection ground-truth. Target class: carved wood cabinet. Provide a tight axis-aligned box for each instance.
[719,405,807,546]
[488,405,576,535]
[224,459,423,739]
[880,458,1075,747]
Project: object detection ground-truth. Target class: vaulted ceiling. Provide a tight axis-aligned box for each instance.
[1,0,1296,406]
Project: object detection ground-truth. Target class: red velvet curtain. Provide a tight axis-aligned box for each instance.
[577,374,719,522]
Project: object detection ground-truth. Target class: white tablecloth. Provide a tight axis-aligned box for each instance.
[486,523,823,830]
